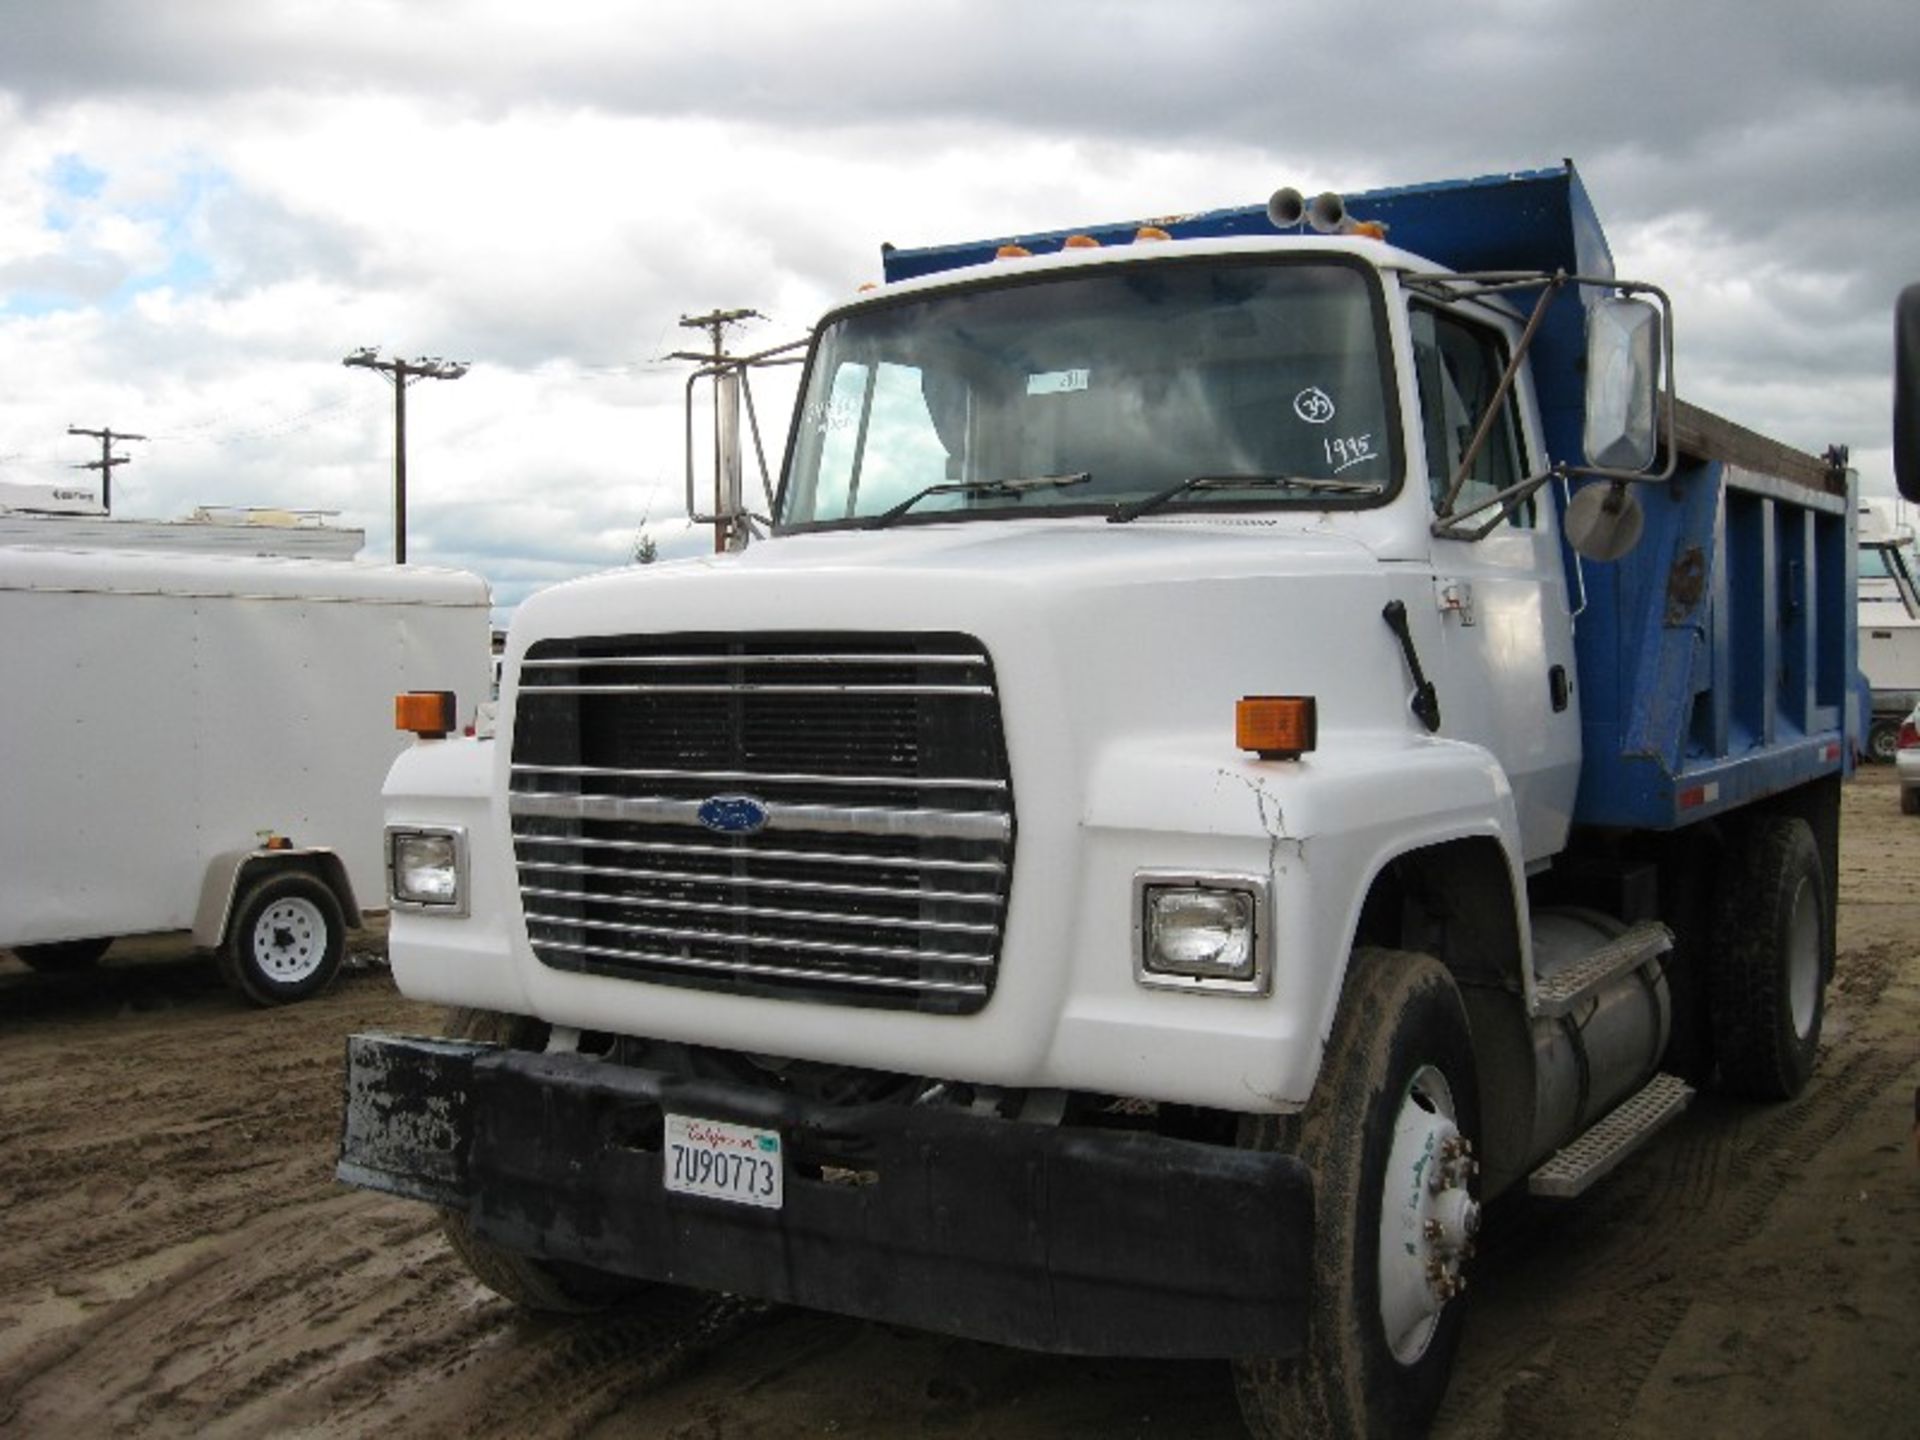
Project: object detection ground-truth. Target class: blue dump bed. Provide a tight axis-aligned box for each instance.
[883,163,1857,831]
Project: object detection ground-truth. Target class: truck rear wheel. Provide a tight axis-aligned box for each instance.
[1710,815,1827,1099]
[218,870,346,1006]
[1233,949,1480,1440]
[436,1007,661,1313]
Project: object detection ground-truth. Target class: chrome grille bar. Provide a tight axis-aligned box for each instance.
[517,682,993,696]
[532,936,989,997]
[515,858,1004,908]
[513,763,1007,793]
[522,910,995,966]
[510,791,1012,843]
[511,829,1007,876]
[519,885,1000,935]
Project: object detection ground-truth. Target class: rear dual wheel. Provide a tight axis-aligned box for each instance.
[1235,949,1481,1440]
[1710,815,1829,1100]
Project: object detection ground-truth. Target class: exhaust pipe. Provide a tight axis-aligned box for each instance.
[1266,187,1306,229]
[1267,187,1359,235]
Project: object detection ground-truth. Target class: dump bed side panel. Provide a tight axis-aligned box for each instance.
[1570,456,1855,829]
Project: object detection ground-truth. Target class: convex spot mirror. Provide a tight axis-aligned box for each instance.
[1583,296,1662,473]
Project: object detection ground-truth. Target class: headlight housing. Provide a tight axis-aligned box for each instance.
[387,826,468,914]
[1134,873,1270,995]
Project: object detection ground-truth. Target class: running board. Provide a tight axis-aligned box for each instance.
[1531,920,1673,1018]
[1528,1073,1694,1199]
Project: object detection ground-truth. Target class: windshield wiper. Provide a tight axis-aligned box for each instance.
[864,471,1092,529]
[1107,472,1385,524]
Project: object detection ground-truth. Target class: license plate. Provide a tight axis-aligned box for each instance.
[663,1114,784,1210]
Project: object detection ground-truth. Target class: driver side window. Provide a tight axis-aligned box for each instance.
[1410,307,1532,528]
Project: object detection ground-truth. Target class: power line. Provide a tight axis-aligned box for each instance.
[342,348,469,564]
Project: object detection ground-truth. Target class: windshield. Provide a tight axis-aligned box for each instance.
[777,256,1399,527]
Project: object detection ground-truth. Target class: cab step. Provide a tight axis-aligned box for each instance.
[1532,920,1672,1018]
[1528,1072,1694,1199]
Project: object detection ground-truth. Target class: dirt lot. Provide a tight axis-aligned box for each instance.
[2,772,1914,1439]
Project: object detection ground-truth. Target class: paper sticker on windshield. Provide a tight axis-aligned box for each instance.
[1028,369,1090,396]
[1293,387,1336,424]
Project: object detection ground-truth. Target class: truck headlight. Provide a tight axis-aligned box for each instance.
[388,826,468,914]
[1134,873,1270,994]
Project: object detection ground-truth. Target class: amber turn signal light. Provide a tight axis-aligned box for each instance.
[1237,696,1317,760]
[396,690,456,739]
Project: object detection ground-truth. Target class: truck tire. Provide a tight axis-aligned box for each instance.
[1902,785,1920,817]
[436,1007,659,1313]
[1234,950,1480,1440]
[218,870,347,1006]
[1710,815,1828,1100]
[12,937,113,972]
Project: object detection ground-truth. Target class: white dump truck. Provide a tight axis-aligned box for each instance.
[1,508,491,1003]
[340,164,1874,1436]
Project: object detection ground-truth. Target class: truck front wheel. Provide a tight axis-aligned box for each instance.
[1710,815,1828,1099]
[219,870,346,1006]
[436,1008,663,1313]
[1234,949,1481,1440]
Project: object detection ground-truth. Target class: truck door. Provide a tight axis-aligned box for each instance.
[1413,303,1581,863]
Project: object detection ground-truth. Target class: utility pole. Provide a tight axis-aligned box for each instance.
[66,425,146,514]
[342,348,469,563]
[672,309,762,554]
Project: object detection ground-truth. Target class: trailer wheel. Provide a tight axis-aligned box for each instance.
[436,1008,664,1313]
[12,937,112,972]
[1234,950,1480,1440]
[219,870,346,1006]
[1710,815,1827,1100]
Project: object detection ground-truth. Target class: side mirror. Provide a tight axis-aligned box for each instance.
[1897,283,1920,502]
[1583,296,1662,473]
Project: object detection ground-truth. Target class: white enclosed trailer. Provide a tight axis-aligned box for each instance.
[0,540,491,1003]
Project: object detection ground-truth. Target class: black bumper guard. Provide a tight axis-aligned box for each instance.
[338,1032,1313,1358]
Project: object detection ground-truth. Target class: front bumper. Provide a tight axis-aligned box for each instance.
[338,1033,1314,1358]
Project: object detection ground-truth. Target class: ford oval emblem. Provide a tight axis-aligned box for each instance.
[697,794,770,835]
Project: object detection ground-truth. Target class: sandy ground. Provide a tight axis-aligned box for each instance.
[1,772,1914,1439]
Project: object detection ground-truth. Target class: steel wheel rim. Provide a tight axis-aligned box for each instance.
[1376,1063,1477,1366]
[1785,874,1821,1040]
[250,896,327,984]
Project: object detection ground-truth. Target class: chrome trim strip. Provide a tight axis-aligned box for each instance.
[510,791,1013,842]
[511,763,1008,794]
[531,935,989,996]
[520,884,999,935]
[514,858,1004,907]
[523,910,995,966]
[510,829,1007,875]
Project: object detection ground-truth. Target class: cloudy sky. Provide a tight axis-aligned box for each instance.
[2,1,1915,615]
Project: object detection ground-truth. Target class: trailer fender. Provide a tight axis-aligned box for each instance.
[194,847,362,949]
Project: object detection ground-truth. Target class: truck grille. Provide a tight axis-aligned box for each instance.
[509,633,1014,1014]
